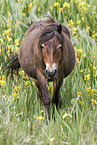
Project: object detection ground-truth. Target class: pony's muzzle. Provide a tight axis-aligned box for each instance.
[45,63,57,79]
[45,69,57,78]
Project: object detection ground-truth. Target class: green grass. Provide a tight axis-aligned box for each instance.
[0,0,97,144]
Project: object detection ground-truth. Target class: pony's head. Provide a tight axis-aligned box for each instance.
[39,24,63,79]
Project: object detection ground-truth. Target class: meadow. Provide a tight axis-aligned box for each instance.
[0,0,97,144]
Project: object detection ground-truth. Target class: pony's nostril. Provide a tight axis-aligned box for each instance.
[54,69,57,74]
[45,69,57,78]
[45,70,48,75]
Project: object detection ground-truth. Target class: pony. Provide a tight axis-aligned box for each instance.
[4,16,75,119]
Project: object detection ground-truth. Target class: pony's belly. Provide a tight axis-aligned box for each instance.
[18,49,37,79]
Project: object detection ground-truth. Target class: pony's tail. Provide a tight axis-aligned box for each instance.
[3,54,21,77]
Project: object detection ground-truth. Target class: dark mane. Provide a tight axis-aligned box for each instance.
[26,16,70,38]
[38,25,64,46]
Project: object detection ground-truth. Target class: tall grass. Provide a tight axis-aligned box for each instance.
[0,0,97,144]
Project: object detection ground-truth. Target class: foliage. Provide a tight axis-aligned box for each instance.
[0,0,97,144]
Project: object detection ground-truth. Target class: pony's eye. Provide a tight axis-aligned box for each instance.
[58,45,62,50]
[40,45,45,50]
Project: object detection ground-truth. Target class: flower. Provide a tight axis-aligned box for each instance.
[0,38,4,44]
[81,17,84,21]
[54,2,60,7]
[50,6,53,10]
[76,20,81,25]
[63,111,72,119]
[77,92,82,96]
[84,74,90,81]
[37,8,40,12]
[15,47,19,52]
[60,8,63,12]
[14,86,21,92]
[79,101,84,106]
[19,70,25,75]
[50,137,55,144]
[17,96,20,99]
[4,29,12,35]
[29,3,33,7]
[14,93,17,97]
[32,82,35,86]
[25,81,30,85]
[86,87,90,92]
[79,2,86,7]
[63,2,70,8]
[91,99,97,104]
[0,80,6,86]
[37,116,44,120]
[69,19,74,25]
[15,39,19,46]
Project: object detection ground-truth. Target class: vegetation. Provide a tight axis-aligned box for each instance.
[0,0,97,144]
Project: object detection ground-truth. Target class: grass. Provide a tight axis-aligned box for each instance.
[0,0,97,144]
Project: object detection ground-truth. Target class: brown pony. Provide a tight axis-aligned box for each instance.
[4,16,75,119]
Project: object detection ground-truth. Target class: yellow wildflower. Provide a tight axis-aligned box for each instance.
[17,96,20,99]
[79,101,84,106]
[15,47,19,52]
[84,74,90,81]
[0,38,4,44]
[50,137,55,144]
[63,2,70,8]
[37,116,44,120]
[90,89,94,93]
[22,13,26,17]
[76,20,81,25]
[7,36,12,41]
[63,111,72,119]
[22,76,28,80]
[79,2,86,7]
[37,8,40,12]
[28,8,31,12]
[81,17,84,21]
[41,109,44,113]
[69,19,74,25]
[78,49,83,53]
[77,92,82,96]
[86,87,90,92]
[54,2,60,7]
[19,70,25,75]
[91,99,97,104]
[32,82,35,86]
[18,0,22,4]
[14,93,17,97]
[86,74,90,80]
[50,6,53,10]
[29,3,32,7]
[0,80,6,86]
[4,29,12,35]
[25,81,30,85]
[60,8,63,12]
[7,11,11,16]
[73,28,77,32]
[14,86,21,92]
[13,98,15,101]
[83,54,86,58]
[7,50,10,54]
[15,39,19,46]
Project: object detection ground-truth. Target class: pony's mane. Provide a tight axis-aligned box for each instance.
[38,25,63,46]
[26,16,70,38]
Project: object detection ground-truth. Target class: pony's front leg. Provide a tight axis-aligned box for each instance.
[52,77,63,107]
[36,70,50,119]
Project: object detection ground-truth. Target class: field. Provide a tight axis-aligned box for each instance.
[0,0,97,144]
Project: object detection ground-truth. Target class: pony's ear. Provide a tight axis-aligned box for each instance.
[58,24,62,34]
